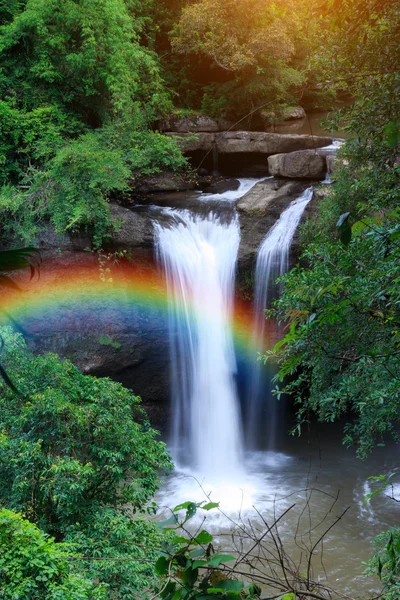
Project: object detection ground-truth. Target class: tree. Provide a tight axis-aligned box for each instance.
[0,0,169,129]
[169,0,312,118]
[0,327,172,533]
[0,326,174,596]
[0,0,188,247]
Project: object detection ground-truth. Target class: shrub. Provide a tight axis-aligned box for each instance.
[0,508,105,599]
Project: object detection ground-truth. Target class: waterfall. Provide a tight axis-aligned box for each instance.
[246,187,314,448]
[154,210,243,479]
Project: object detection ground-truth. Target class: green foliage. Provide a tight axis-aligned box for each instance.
[0,327,172,536]
[266,205,400,458]
[0,0,169,125]
[0,508,105,599]
[0,0,187,247]
[98,334,122,350]
[155,500,263,600]
[366,527,400,600]
[0,121,187,247]
[264,0,400,461]
[200,68,304,120]
[0,326,174,596]
[0,100,84,185]
[66,509,170,599]
[169,0,311,119]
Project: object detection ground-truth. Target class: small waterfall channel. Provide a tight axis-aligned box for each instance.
[246,188,314,448]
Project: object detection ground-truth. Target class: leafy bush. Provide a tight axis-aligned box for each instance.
[0,122,188,247]
[0,0,188,248]
[0,508,105,599]
[267,207,400,457]
[366,527,400,600]
[66,508,170,599]
[0,0,169,126]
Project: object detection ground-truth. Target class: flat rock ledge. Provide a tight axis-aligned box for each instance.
[135,171,197,193]
[165,131,333,154]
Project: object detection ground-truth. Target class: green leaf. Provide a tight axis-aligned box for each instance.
[158,514,179,529]
[248,584,262,597]
[207,554,236,567]
[184,502,197,523]
[215,580,244,593]
[202,502,219,511]
[378,557,383,579]
[192,559,207,569]
[174,502,194,512]
[182,567,198,587]
[352,221,367,236]
[155,555,170,575]
[195,530,213,545]
[339,225,352,246]
[173,535,190,545]
[190,549,206,559]
[336,212,351,227]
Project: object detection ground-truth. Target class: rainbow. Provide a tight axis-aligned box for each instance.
[0,255,277,358]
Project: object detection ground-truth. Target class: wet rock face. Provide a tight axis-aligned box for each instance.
[109,204,154,250]
[282,106,307,121]
[25,175,323,423]
[237,179,309,272]
[19,246,171,425]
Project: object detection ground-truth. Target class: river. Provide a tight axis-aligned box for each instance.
[149,172,398,598]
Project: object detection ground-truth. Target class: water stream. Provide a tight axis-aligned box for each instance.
[246,187,314,449]
[155,210,243,479]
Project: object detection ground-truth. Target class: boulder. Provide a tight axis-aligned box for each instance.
[268,150,327,180]
[216,132,333,154]
[34,205,154,254]
[200,178,240,194]
[260,111,276,125]
[25,298,171,426]
[282,106,306,121]
[135,171,197,193]
[161,113,234,133]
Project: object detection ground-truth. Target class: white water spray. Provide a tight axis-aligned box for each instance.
[201,178,270,202]
[247,187,314,447]
[155,211,243,480]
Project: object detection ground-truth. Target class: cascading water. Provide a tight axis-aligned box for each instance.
[246,187,314,448]
[154,210,243,480]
